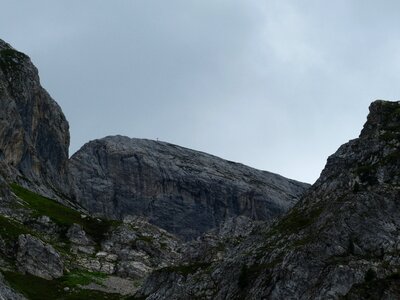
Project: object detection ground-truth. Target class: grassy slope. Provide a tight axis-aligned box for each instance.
[4,271,120,300]
[10,184,116,244]
[0,185,127,299]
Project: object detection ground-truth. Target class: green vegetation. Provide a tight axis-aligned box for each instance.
[136,235,153,244]
[12,184,86,227]
[10,184,118,245]
[3,271,120,300]
[0,215,29,241]
[272,206,323,235]
[62,270,107,287]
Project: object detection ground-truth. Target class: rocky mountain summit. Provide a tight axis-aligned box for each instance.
[0,39,70,199]
[69,136,308,240]
[2,37,399,300]
[0,38,310,299]
[137,100,400,299]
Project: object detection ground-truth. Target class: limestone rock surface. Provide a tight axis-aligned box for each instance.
[0,39,70,198]
[17,234,64,280]
[69,136,309,239]
[137,100,400,299]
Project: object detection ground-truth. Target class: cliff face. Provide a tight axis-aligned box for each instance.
[68,136,309,240]
[0,39,181,299]
[0,39,70,197]
[137,100,400,299]
[0,38,309,242]
[4,37,400,300]
[0,39,313,298]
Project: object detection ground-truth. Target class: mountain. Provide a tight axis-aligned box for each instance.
[0,39,70,199]
[3,36,399,300]
[68,136,308,240]
[0,38,310,299]
[137,100,400,299]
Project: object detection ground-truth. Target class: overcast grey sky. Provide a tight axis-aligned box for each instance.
[1,1,400,183]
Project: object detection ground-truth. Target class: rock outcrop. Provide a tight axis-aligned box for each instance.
[0,183,182,298]
[137,100,400,299]
[0,39,70,198]
[68,136,309,240]
[0,273,26,300]
[16,234,64,280]
[4,37,399,300]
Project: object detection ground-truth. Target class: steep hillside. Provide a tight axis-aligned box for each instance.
[69,136,308,239]
[0,184,182,299]
[0,39,182,299]
[0,39,70,199]
[0,38,310,298]
[137,100,400,299]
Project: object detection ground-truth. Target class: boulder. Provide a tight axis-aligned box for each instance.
[17,234,63,280]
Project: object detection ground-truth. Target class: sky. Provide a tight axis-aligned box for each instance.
[1,1,400,184]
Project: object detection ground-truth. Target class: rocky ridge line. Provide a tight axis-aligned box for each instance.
[68,135,309,240]
[0,38,310,298]
[0,39,70,200]
[136,100,400,299]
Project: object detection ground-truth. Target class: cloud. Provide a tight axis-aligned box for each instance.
[1,1,400,183]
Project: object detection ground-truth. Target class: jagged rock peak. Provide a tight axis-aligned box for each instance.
[0,39,13,50]
[318,99,400,190]
[136,99,400,299]
[69,135,309,240]
[0,39,70,198]
[360,100,400,137]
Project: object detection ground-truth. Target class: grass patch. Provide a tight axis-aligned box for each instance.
[136,235,153,244]
[62,270,107,287]
[3,271,120,300]
[10,184,118,245]
[0,215,29,242]
[273,206,323,235]
[11,184,86,227]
